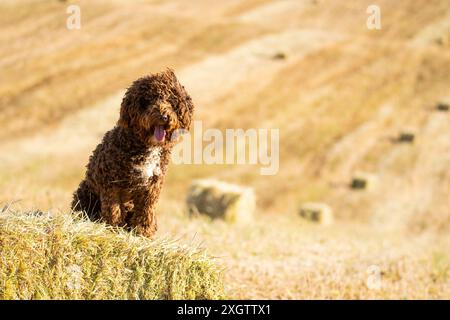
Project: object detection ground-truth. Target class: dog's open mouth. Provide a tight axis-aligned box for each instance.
[154,125,166,142]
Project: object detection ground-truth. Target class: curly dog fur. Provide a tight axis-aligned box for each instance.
[71,69,194,237]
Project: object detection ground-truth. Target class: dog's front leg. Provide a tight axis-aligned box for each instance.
[100,190,124,226]
[128,193,157,238]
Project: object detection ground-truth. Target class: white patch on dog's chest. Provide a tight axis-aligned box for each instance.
[143,147,162,178]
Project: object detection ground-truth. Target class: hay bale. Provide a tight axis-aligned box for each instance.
[350,172,378,191]
[272,52,287,60]
[299,203,333,225]
[436,102,449,112]
[397,131,415,143]
[187,179,255,223]
[0,209,224,300]
[435,35,449,47]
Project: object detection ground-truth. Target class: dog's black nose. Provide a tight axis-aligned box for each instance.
[161,115,168,122]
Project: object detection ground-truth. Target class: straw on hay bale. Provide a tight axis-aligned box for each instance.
[186,179,256,223]
[436,102,449,112]
[350,172,378,191]
[0,208,224,300]
[299,203,333,225]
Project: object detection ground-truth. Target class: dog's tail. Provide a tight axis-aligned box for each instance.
[71,180,101,221]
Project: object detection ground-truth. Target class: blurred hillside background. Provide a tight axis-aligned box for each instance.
[0,0,449,298]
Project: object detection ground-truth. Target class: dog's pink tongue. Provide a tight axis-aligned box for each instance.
[154,125,166,142]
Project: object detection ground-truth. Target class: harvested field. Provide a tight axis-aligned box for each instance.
[1,0,449,299]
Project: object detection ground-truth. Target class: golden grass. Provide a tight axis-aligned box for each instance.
[158,206,449,299]
[1,0,449,299]
[0,0,273,141]
[0,208,224,300]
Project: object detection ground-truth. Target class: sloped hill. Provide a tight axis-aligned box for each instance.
[0,0,449,299]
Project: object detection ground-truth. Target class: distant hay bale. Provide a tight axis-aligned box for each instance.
[350,172,378,191]
[435,35,449,47]
[187,179,256,223]
[436,102,449,112]
[0,209,224,300]
[397,131,415,143]
[299,203,333,225]
[272,52,287,60]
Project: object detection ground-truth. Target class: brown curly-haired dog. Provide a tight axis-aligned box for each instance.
[71,69,194,238]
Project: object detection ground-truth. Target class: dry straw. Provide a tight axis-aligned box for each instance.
[0,208,224,300]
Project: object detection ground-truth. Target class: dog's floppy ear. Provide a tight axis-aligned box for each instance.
[118,90,132,128]
[161,68,194,131]
[180,93,194,130]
